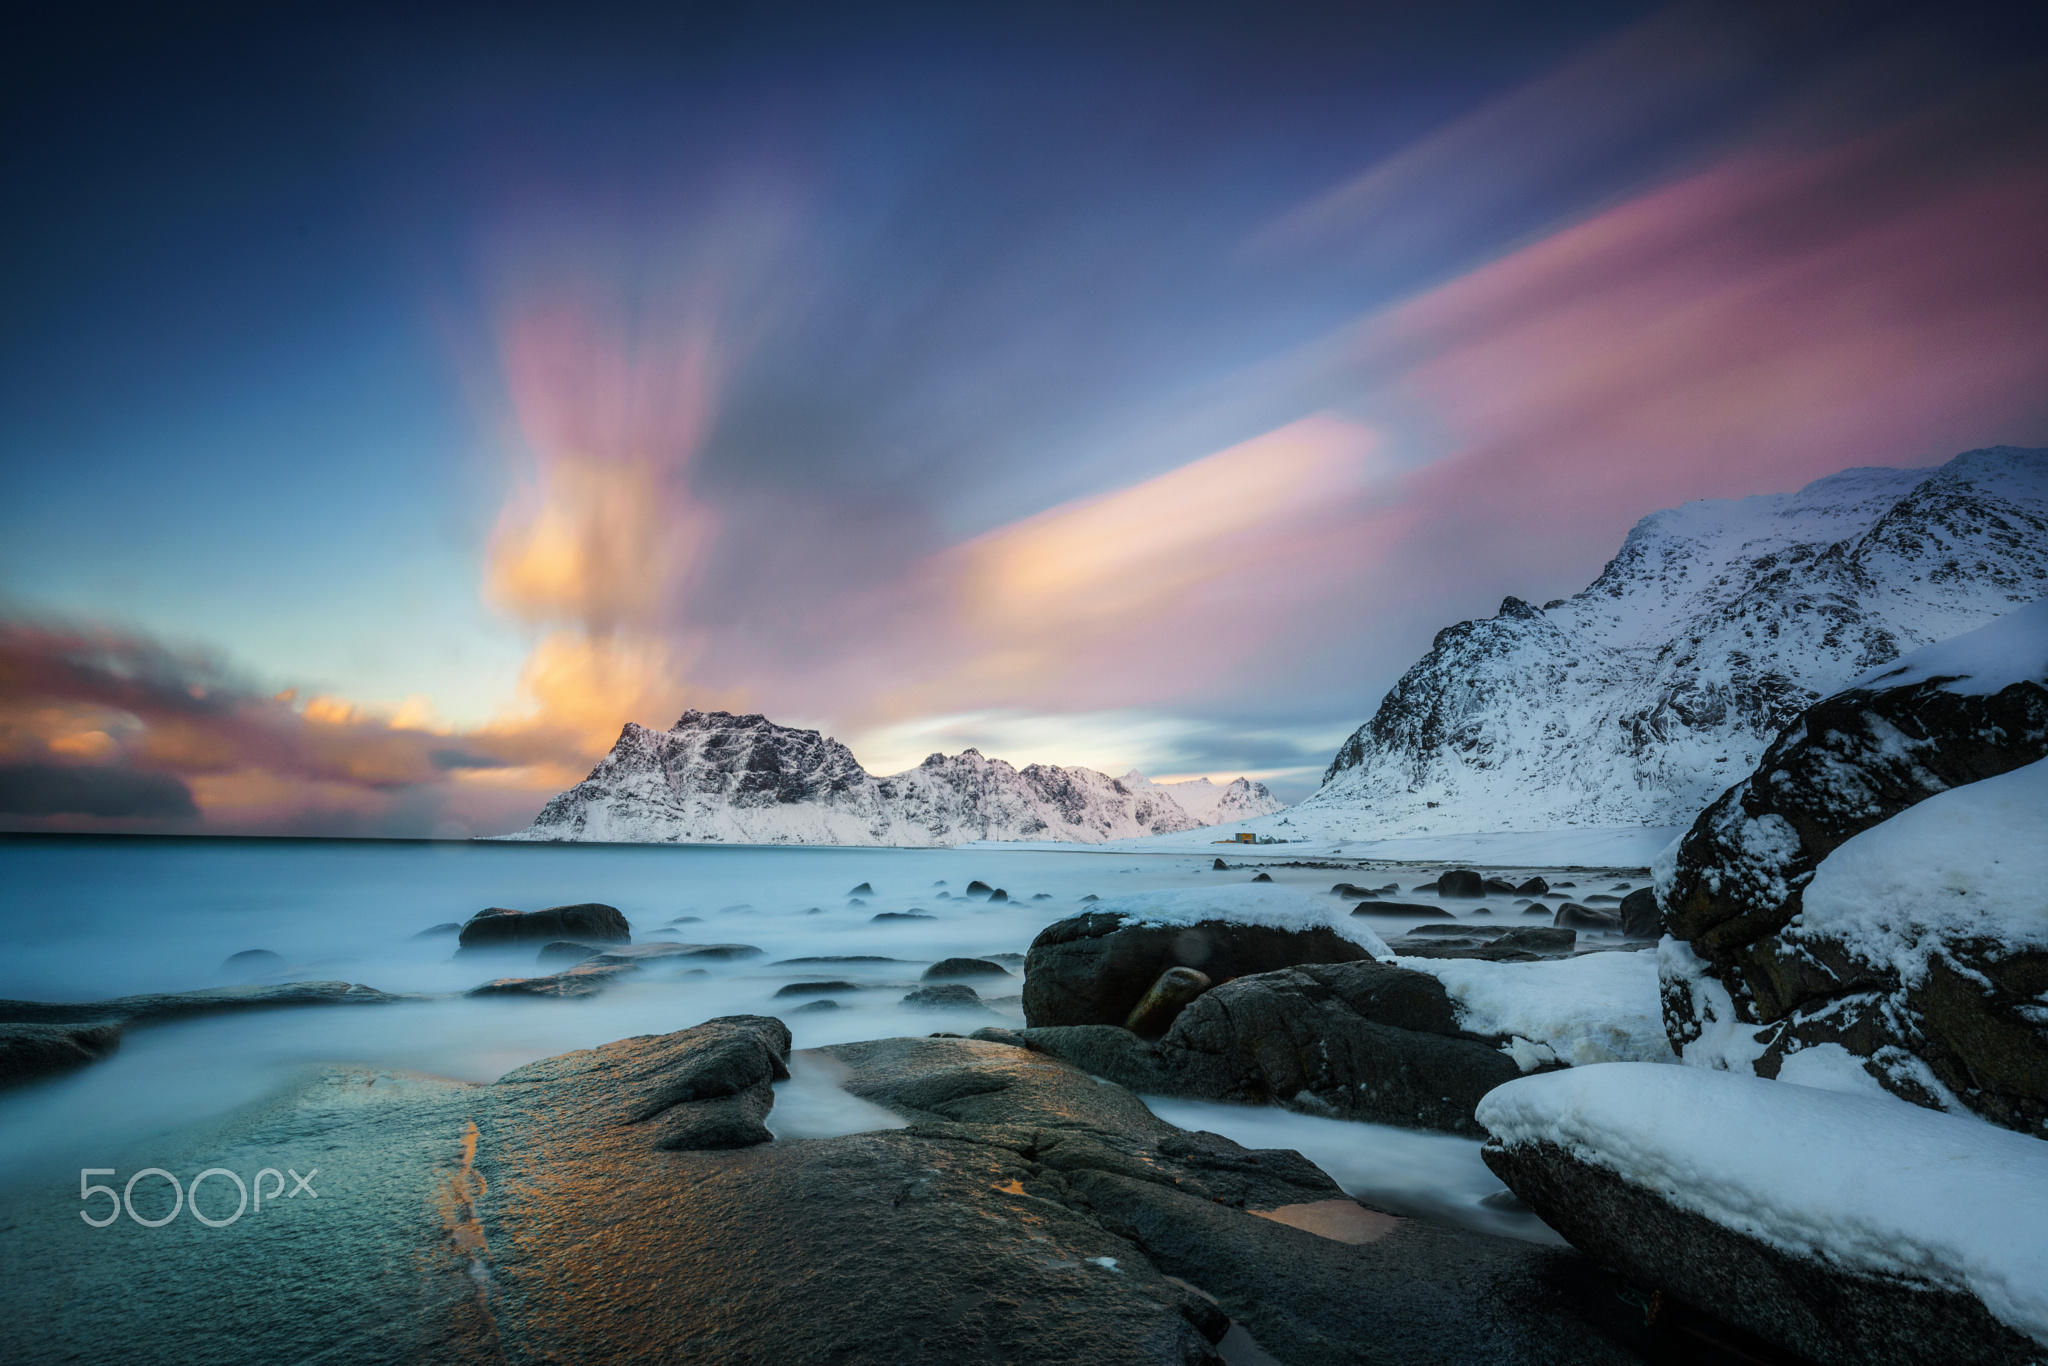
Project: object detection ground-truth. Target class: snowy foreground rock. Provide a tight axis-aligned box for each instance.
[1658,599,2048,1132]
[1478,1064,2048,1364]
[510,709,1280,845]
[1256,445,2048,842]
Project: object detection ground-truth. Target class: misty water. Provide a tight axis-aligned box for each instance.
[0,835,1554,1241]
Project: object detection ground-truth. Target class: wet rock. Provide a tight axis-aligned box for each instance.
[774,981,859,998]
[902,984,987,1010]
[1496,927,1577,955]
[0,1020,123,1085]
[1437,870,1485,898]
[1123,967,1211,1039]
[848,897,867,907]
[965,880,995,895]
[1483,879,1518,896]
[921,958,1013,982]
[667,914,704,924]
[220,948,285,980]
[848,882,874,895]
[1027,960,1526,1135]
[871,911,936,923]
[1349,900,1454,921]
[1212,858,1229,870]
[1022,911,1373,1028]
[1554,903,1621,932]
[537,940,603,965]
[1619,888,1661,940]
[987,889,1010,903]
[776,955,908,965]
[409,922,461,939]
[788,998,842,1014]
[1032,892,1053,900]
[1515,877,1550,896]
[1483,1137,2040,1365]
[1330,882,1375,897]
[1250,872,1272,883]
[1581,894,1622,905]
[1523,903,1553,918]
[1080,894,1100,903]
[458,903,630,951]
[468,961,637,998]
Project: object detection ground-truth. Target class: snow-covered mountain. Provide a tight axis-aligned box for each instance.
[1283,446,2048,839]
[1115,771,1285,825]
[508,710,1282,845]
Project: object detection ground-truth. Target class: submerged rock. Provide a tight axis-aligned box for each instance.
[458,903,630,951]
[1349,900,1455,921]
[1436,870,1484,898]
[1553,903,1620,932]
[902,983,986,1011]
[409,922,462,939]
[921,958,1012,982]
[219,948,285,980]
[0,1020,123,1085]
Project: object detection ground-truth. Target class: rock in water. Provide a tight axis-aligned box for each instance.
[1618,888,1660,939]
[902,984,985,1010]
[1123,967,1211,1039]
[1514,877,1550,896]
[219,948,284,980]
[1659,602,2048,1133]
[1022,909,1373,1029]
[458,903,631,951]
[1553,903,1620,932]
[920,958,1012,982]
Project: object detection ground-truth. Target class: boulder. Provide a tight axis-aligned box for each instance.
[1123,967,1211,1039]
[1618,888,1660,940]
[1022,910,1373,1028]
[774,981,859,997]
[1212,858,1229,870]
[1554,903,1620,932]
[987,889,1010,903]
[1436,870,1485,898]
[458,903,630,951]
[965,880,995,895]
[1483,879,1518,895]
[1349,900,1454,921]
[1515,877,1550,896]
[1659,606,2048,1133]
[921,958,1012,982]
[848,882,874,895]
[1250,872,1273,883]
[902,984,986,1011]
[1026,960,1527,1135]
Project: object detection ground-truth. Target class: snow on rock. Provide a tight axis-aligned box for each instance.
[1399,950,1672,1067]
[1792,757,2048,989]
[1080,884,1393,956]
[1477,1063,2048,1350]
[1265,447,2048,842]
[1657,599,2048,1133]
[509,710,1277,846]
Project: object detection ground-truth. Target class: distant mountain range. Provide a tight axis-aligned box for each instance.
[1276,445,2048,839]
[508,709,1282,845]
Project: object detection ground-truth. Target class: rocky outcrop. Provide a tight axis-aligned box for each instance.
[0,981,406,1086]
[1658,602,2048,1132]
[1021,911,1373,1028]
[1024,960,1528,1135]
[457,903,631,951]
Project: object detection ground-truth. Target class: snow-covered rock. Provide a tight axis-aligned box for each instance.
[1286,446,2048,840]
[1658,599,2048,1133]
[1478,1063,2048,1362]
[1398,950,1671,1069]
[511,710,1277,846]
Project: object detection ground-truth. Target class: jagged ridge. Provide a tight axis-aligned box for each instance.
[511,711,1282,845]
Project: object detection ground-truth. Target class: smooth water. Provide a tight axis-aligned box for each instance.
[0,834,1567,1241]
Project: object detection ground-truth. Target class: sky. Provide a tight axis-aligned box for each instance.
[3,0,2046,836]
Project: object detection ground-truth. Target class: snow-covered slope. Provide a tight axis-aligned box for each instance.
[509,710,1278,846]
[1285,446,2048,839]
